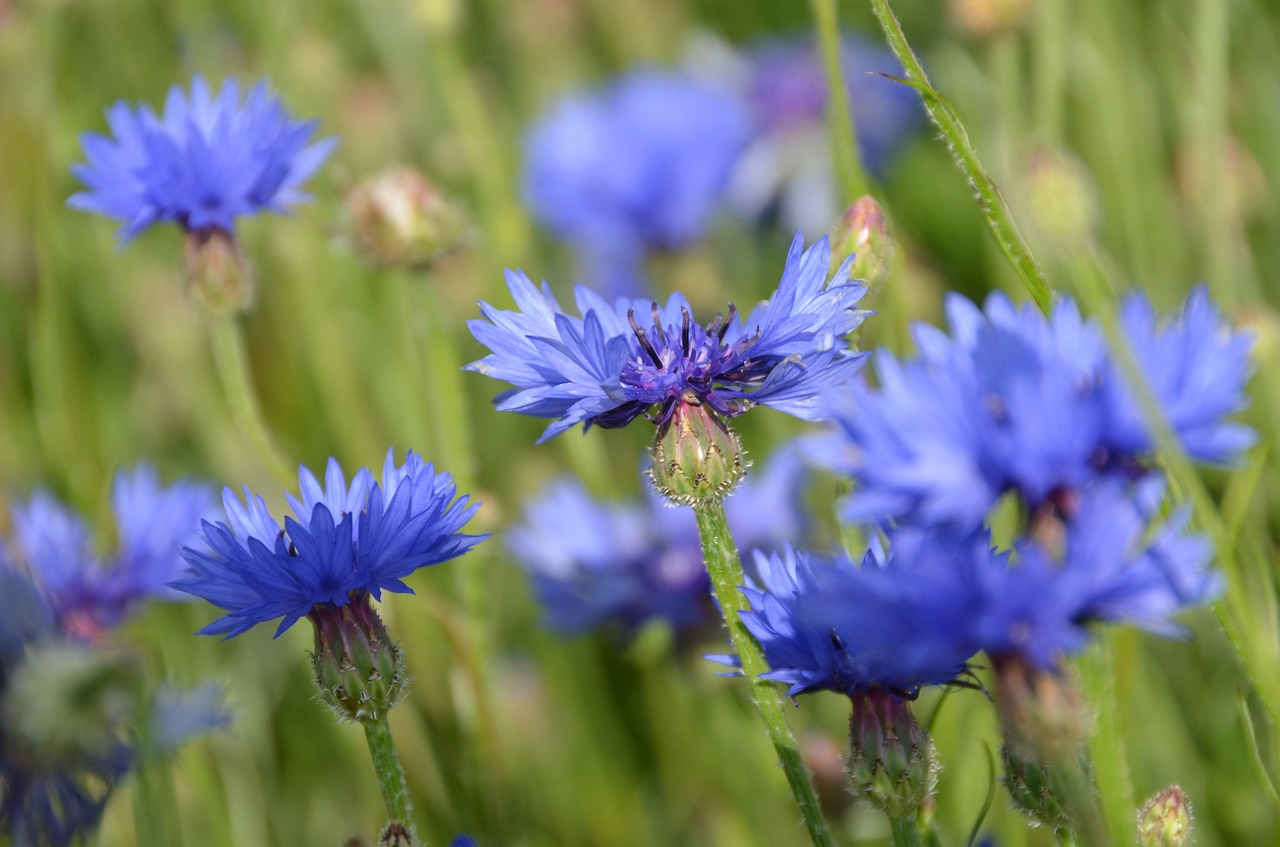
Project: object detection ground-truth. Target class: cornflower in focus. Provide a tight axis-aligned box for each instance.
[694,34,920,236]
[467,232,869,503]
[818,287,1254,530]
[5,465,215,639]
[175,450,485,721]
[522,69,751,296]
[508,446,808,638]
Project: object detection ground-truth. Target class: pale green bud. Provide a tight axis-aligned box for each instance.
[829,195,893,289]
[1138,786,1192,847]
[647,395,748,507]
[345,167,470,270]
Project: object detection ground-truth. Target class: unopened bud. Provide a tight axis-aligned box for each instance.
[1000,744,1073,832]
[830,196,893,288]
[2,643,143,765]
[992,655,1091,765]
[1138,786,1192,847]
[184,229,255,316]
[846,688,937,818]
[948,0,1034,39]
[647,394,748,507]
[310,593,407,723]
[345,166,469,270]
[1020,145,1098,247]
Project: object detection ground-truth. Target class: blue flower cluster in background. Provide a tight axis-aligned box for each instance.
[69,76,336,241]
[509,446,809,637]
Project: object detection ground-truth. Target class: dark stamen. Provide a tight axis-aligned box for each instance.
[680,307,691,355]
[628,308,664,368]
[718,303,738,342]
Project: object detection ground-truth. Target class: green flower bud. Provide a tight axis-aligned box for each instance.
[184,229,255,317]
[2,643,144,765]
[1000,744,1074,832]
[1020,145,1099,248]
[345,166,470,270]
[309,593,407,724]
[1138,785,1192,847]
[993,655,1091,766]
[846,689,937,818]
[829,195,893,289]
[647,394,748,507]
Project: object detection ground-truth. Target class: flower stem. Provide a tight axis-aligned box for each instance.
[810,0,869,199]
[363,716,417,838]
[866,0,1054,316]
[889,814,921,847]
[693,499,834,847]
[205,316,294,487]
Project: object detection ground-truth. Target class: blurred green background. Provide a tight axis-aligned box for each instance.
[1,0,1279,844]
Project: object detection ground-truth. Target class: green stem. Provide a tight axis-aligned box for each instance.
[889,814,921,847]
[363,716,417,837]
[811,0,869,199]
[205,316,294,487]
[693,499,834,847]
[1051,762,1112,847]
[867,0,1054,315]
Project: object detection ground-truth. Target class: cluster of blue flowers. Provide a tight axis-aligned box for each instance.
[509,446,809,637]
[521,35,920,293]
[0,468,228,845]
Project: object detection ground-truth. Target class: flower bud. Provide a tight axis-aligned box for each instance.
[829,196,893,288]
[999,744,1073,832]
[2,643,144,766]
[345,166,469,270]
[1019,145,1099,248]
[184,229,255,316]
[1138,786,1192,847]
[647,395,747,507]
[846,688,937,818]
[309,593,407,723]
[948,0,1034,39]
[992,655,1091,766]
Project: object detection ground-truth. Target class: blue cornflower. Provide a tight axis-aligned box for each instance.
[522,68,751,296]
[819,287,1254,530]
[963,477,1219,671]
[718,542,977,700]
[69,76,336,241]
[707,34,920,236]
[509,446,808,636]
[175,450,486,638]
[7,466,215,638]
[467,232,870,442]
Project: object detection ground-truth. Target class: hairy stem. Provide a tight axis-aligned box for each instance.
[363,716,417,839]
[867,0,1054,315]
[694,499,834,847]
[890,813,922,847]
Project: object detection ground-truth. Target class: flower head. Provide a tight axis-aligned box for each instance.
[175,450,486,638]
[522,68,750,289]
[818,287,1253,530]
[719,543,977,700]
[962,477,1219,671]
[69,76,336,241]
[7,466,215,638]
[509,446,808,636]
[467,232,870,442]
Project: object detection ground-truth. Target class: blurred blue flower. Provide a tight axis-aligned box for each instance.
[964,477,1219,670]
[716,541,977,699]
[719,34,921,236]
[523,68,751,295]
[7,466,215,638]
[509,446,809,636]
[818,287,1253,530]
[176,450,486,638]
[449,837,477,847]
[149,683,232,754]
[467,232,870,441]
[69,76,336,241]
